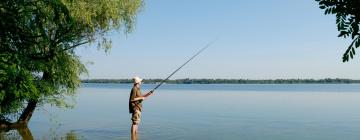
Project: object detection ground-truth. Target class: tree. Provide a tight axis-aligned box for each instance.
[315,0,360,62]
[0,0,143,129]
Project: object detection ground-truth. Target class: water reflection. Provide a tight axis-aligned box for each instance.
[0,127,82,140]
[0,129,21,140]
[62,131,80,140]
[10,84,360,139]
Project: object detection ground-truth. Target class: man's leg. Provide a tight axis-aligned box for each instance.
[131,110,141,140]
[131,124,138,140]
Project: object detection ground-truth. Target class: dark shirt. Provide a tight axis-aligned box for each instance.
[129,86,142,113]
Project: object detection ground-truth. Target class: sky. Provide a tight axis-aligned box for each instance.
[76,0,360,80]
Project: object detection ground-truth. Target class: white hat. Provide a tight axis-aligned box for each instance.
[133,76,143,84]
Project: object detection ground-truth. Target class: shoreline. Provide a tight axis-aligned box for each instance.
[81,78,360,84]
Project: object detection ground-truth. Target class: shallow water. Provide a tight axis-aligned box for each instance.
[4,84,360,139]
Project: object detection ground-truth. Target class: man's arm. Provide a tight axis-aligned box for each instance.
[131,91,154,102]
[132,96,145,102]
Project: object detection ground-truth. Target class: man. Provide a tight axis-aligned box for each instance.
[129,76,153,140]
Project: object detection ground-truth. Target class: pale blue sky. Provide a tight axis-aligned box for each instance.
[77,0,360,79]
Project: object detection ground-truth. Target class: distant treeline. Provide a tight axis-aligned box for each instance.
[81,78,360,84]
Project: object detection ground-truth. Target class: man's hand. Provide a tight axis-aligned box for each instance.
[144,90,154,97]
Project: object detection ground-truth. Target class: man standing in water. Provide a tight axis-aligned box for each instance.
[129,76,153,139]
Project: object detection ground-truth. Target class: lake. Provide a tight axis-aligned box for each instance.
[3,83,360,139]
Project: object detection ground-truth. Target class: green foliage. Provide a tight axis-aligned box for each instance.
[315,0,360,62]
[0,0,142,122]
[62,0,143,51]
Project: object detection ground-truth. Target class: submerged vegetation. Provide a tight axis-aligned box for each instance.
[82,78,360,84]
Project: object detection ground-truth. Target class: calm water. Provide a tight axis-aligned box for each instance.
[4,84,360,139]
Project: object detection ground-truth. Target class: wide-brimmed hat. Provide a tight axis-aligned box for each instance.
[133,76,143,84]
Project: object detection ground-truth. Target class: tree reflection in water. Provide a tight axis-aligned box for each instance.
[0,127,82,140]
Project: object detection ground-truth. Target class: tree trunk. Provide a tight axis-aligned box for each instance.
[0,100,37,129]
[17,99,37,125]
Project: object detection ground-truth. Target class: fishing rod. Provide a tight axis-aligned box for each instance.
[149,41,214,93]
